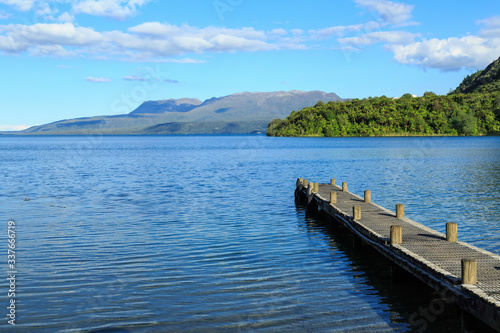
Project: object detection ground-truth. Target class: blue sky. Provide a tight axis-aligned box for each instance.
[0,0,499,130]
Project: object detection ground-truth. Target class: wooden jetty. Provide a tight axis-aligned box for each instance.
[295,178,500,331]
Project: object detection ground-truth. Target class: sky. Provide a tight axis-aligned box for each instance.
[0,0,499,131]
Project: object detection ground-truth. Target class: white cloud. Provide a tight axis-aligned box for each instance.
[123,75,148,81]
[85,76,111,82]
[127,22,183,37]
[339,31,419,47]
[0,0,36,11]
[2,23,103,46]
[309,21,384,40]
[0,35,28,52]
[0,12,12,19]
[72,0,153,19]
[29,44,76,57]
[478,16,500,38]
[35,2,59,19]
[108,23,279,59]
[209,34,277,52]
[158,58,205,64]
[354,0,415,25]
[270,28,287,36]
[390,36,500,71]
[0,125,30,131]
[58,12,75,23]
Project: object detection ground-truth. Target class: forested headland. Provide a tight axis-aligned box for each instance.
[267,57,500,137]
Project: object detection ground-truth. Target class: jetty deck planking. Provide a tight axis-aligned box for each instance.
[295,178,500,331]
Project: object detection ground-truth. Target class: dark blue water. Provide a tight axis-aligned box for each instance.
[1,135,499,332]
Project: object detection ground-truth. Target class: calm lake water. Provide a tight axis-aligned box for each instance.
[1,135,499,332]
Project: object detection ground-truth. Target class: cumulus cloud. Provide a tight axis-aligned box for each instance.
[383,15,500,71]
[0,35,28,52]
[0,0,152,20]
[58,12,75,23]
[478,16,500,37]
[354,0,416,26]
[1,22,102,46]
[72,0,153,19]
[0,21,285,61]
[270,28,287,36]
[29,44,77,57]
[390,36,500,71]
[85,76,111,82]
[0,0,36,11]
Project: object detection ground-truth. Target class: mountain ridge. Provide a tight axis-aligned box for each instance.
[452,56,500,94]
[7,90,341,135]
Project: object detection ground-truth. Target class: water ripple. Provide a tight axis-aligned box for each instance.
[0,135,499,332]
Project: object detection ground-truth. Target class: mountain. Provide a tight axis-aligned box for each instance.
[130,98,202,114]
[451,56,500,94]
[12,90,341,135]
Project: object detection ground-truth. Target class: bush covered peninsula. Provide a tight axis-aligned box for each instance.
[267,57,500,137]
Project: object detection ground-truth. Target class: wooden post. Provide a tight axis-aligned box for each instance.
[330,192,337,204]
[390,225,402,244]
[330,178,335,186]
[342,182,347,192]
[307,184,313,196]
[303,179,309,187]
[313,182,319,193]
[353,206,361,220]
[461,259,477,284]
[446,222,458,242]
[396,204,404,219]
[364,190,371,203]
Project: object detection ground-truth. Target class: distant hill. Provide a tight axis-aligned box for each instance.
[452,56,500,94]
[10,90,341,135]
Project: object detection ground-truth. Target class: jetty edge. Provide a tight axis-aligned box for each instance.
[295,178,500,332]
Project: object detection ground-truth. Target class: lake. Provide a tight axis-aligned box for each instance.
[1,135,499,332]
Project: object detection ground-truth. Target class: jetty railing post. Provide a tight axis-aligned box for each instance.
[330,192,337,204]
[295,178,305,205]
[353,206,361,220]
[313,182,319,193]
[364,190,371,203]
[303,179,309,187]
[307,184,313,196]
[306,183,318,213]
[461,259,477,284]
[342,182,347,192]
[446,222,458,242]
[296,178,303,190]
[390,225,402,244]
[330,178,335,186]
[396,204,404,219]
